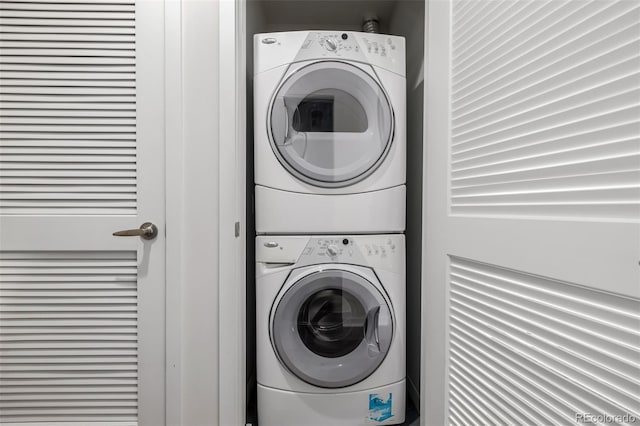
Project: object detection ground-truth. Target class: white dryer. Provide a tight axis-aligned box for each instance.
[256,234,406,426]
[254,31,406,234]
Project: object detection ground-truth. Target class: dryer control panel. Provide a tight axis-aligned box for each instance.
[254,31,406,77]
[309,33,399,56]
[256,234,405,274]
[295,32,403,72]
[314,33,359,54]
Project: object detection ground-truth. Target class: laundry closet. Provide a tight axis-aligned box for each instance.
[215,1,640,423]
[244,1,425,424]
[0,0,637,424]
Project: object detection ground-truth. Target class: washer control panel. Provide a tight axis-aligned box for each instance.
[257,235,404,273]
[306,237,355,260]
[307,236,399,260]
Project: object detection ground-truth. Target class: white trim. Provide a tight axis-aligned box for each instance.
[164,0,183,424]
[421,0,448,424]
[218,0,247,425]
[134,1,168,423]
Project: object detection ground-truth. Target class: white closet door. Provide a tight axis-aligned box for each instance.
[0,0,166,424]
[424,0,640,424]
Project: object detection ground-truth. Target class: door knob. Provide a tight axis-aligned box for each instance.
[113,222,158,240]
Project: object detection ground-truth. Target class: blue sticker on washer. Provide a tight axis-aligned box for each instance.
[369,393,393,422]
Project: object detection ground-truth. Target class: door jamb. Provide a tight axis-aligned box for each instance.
[218,0,248,424]
[164,1,247,424]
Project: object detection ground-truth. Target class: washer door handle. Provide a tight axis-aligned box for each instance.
[365,305,381,355]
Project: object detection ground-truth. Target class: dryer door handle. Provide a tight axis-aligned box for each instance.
[365,306,381,355]
[279,97,292,145]
[272,97,291,146]
[283,103,290,143]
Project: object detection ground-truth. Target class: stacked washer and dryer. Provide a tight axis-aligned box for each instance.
[254,30,407,426]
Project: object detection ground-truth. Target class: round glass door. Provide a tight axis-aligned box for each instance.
[269,61,394,187]
[271,269,393,388]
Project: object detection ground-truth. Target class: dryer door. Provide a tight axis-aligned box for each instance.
[269,61,394,188]
[271,269,393,388]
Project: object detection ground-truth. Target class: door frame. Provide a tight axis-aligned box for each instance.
[421,0,447,423]
[164,0,247,424]
[218,0,248,424]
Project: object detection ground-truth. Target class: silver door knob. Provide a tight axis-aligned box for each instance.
[113,222,158,240]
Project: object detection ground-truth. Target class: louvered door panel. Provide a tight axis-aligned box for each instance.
[0,251,138,424]
[425,0,640,424]
[0,1,149,424]
[450,0,640,221]
[0,0,137,215]
[448,256,640,426]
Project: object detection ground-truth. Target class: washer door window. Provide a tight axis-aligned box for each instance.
[269,61,394,187]
[271,269,393,388]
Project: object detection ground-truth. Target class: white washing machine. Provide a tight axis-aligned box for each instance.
[256,234,406,426]
[254,31,406,234]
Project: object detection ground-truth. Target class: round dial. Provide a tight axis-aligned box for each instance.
[327,245,338,256]
[325,39,337,52]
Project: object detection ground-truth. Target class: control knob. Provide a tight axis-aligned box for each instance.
[327,245,339,256]
[325,39,337,52]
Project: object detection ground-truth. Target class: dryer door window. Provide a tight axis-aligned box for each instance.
[269,61,394,187]
[271,269,393,388]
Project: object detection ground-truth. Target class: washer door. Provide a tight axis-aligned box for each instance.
[269,61,394,187]
[271,269,393,388]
